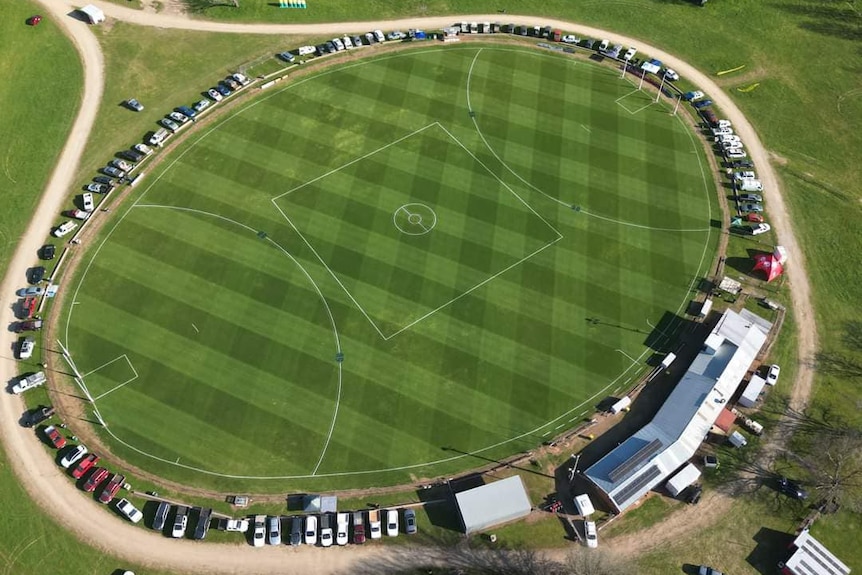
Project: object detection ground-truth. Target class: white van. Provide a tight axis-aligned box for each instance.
[298,45,316,56]
[373,29,385,42]
[82,192,95,212]
[739,179,763,192]
[574,494,595,516]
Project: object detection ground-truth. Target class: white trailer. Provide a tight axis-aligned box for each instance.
[665,463,701,497]
[739,374,767,408]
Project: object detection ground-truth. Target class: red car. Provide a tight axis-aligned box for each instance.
[21,296,38,318]
[71,453,100,479]
[43,425,66,449]
[82,467,109,492]
[27,15,42,26]
[98,473,125,504]
[746,213,765,223]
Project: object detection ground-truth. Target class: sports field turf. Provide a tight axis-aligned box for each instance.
[63,45,717,490]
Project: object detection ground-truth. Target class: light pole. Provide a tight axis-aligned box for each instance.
[638,67,646,90]
[655,70,667,103]
[673,93,682,115]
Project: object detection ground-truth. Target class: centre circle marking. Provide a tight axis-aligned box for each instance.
[393,203,437,236]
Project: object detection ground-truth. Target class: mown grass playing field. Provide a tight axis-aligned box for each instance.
[63,45,717,490]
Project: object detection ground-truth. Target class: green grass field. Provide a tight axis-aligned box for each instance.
[61,46,717,490]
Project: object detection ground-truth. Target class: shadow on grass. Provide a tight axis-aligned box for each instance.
[746,527,795,575]
[772,2,862,42]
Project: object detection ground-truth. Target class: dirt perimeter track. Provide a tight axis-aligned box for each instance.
[0,2,817,573]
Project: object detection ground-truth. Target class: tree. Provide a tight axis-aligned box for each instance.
[794,430,862,513]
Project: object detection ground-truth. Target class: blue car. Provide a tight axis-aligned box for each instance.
[215,83,231,97]
[175,105,196,119]
[693,99,713,109]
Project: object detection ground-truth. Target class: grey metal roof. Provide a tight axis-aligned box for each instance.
[455,476,532,534]
[584,309,771,512]
[786,529,851,575]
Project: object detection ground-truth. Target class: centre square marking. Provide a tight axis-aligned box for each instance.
[272,122,563,340]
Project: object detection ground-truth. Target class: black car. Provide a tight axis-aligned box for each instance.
[93,175,115,186]
[39,244,56,260]
[28,266,46,285]
[120,149,145,163]
[325,41,336,53]
[194,507,212,540]
[289,515,302,545]
[778,477,808,500]
[215,83,231,97]
[24,405,55,427]
[152,501,170,531]
[684,484,703,504]
[729,159,755,169]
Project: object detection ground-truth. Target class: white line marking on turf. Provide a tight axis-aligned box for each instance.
[191,323,199,334]
[576,209,710,233]
[580,124,592,134]
[91,355,140,402]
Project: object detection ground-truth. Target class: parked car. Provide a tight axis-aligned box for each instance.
[71,453,99,479]
[335,512,349,546]
[119,149,145,163]
[16,319,43,332]
[726,149,748,159]
[176,105,196,119]
[331,37,345,51]
[69,210,91,221]
[663,68,680,81]
[60,444,88,469]
[683,90,705,101]
[351,35,363,47]
[267,515,281,545]
[740,202,764,213]
[192,99,211,113]
[251,514,266,546]
[368,509,382,539]
[224,518,249,532]
[43,424,66,449]
[17,285,45,297]
[168,111,190,125]
[365,32,376,44]
[738,193,763,203]
[98,473,126,504]
[207,88,223,102]
[766,364,780,385]
[373,29,385,42]
[194,508,212,539]
[304,514,318,546]
[82,467,109,492]
[319,513,333,547]
[684,483,703,504]
[82,192,95,211]
[116,498,143,523]
[152,501,170,531]
[172,506,190,538]
[342,35,353,48]
[223,77,240,90]
[623,46,637,60]
[385,509,399,537]
[561,34,578,44]
[404,508,417,535]
[289,516,303,545]
[278,51,295,63]
[85,182,108,194]
[126,99,144,112]
[215,83,231,97]
[12,371,47,394]
[28,266,46,284]
[40,244,56,260]
[159,118,180,132]
[729,159,755,169]
[20,295,38,319]
[102,165,125,178]
[53,221,77,237]
[18,337,35,359]
[232,72,250,86]
[352,511,366,544]
[699,566,723,575]
[110,159,132,171]
[750,223,771,236]
[24,405,54,427]
[693,99,713,110]
[584,520,598,548]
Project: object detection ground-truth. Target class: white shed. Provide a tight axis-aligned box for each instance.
[739,374,767,408]
[79,4,105,24]
[609,396,632,414]
[665,463,701,497]
[699,298,713,318]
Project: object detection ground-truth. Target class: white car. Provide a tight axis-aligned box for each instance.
[70,209,91,221]
[133,143,153,156]
[18,337,35,360]
[385,509,399,537]
[332,37,345,51]
[561,34,578,44]
[766,364,780,385]
[60,444,88,468]
[298,45,316,55]
[734,171,757,181]
[623,47,637,60]
[53,221,77,237]
[717,119,732,129]
[598,39,609,51]
[173,508,189,539]
[82,192,95,212]
[225,519,249,532]
[304,515,318,546]
[663,68,680,81]
[335,512,349,546]
[207,88,223,102]
[687,90,706,101]
[251,514,266,547]
[726,149,747,159]
[584,520,598,548]
[232,72,250,86]
[320,515,333,547]
[751,223,771,236]
[716,134,741,144]
[168,111,190,125]
[342,35,353,48]
[12,371,46,394]
[192,99,211,113]
[116,498,143,523]
[712,128,734,137]
[267,515,281,545]
[368,510,382,539]
[720,139,743,150]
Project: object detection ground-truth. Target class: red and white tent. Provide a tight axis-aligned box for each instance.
[753,252,783,282]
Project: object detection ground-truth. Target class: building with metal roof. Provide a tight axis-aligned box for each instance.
[781,529,851,575]
[455,476,532,533]
[584,309,771,513]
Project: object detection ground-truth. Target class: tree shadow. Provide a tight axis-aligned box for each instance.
[746,527,795,575]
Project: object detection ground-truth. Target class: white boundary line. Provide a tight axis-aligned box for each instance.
[91,355,139,402]
[272,120,563,341]
[615,88,657,115]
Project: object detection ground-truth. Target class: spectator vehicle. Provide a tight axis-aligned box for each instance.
[699,566,723,575]
[726,149,748,159]
[82,467,109,492]
[43,424,66,449]
[716,134,741,144]
[298,45,316,55]
[93,175,115,185]
[584,520,598,548]
[24,405,54,427]
[404,508,417,534]
[60,444,88,469]
[40,244,56,260]
[110,159,133,171]
[102,165,125,178]
[116,498,143,523]
[98,473,126,504]
[17,319,43,332]
[766,364,780,385]
[385,509,399,537]
[740,202,764,213]
[336,512,349,545]
[251,514,266,546]
[663,68,680,81]
[368,509,382,539]
[750,223,771,236]
[21,295,38,318]
[314,44,327,56]
[712,127,734,137]
[224,77,240,90]
[194,507,212,539]
[623,46,637,60]
[28,15,43,25]
[13,371,47,394]
[69,210,91,221]
[224,518,249,532]
[232,73,250,86]
[320,513,333,547]
[304,514,318,546]
[352,511,366,544]
[172,506,189,538]
[734,170,756,181]
[278,51,295,63]
[729,159,755,169]
[683,90,705,101]
[168,111,190,125]
[207,88,223,102]
[119,149,145,163]
[160,118,180,132]
[152,502,170,531]
[289,516,302,546]
[373,29,385,42]
[331,37,345,51]
[693,99,713,110]
[342,36,353,49]
[598,39,609,51]
[739,179,764,193]
[85,182,109,194]
[17,336,35,360]
[176,106,196,119]
[215,83,231,97]
[365,32,376,44]
[17,286,45,297]
[53,221,77,237]
[561,34,578,44]
[352,35,363,47]
[125,99,144,112]
[191,99,210,113]
[133,143,153,156]
[28,266,46,284]
[267,515,281,545]
[738,193,763,203]
[71,453,100,479]
[82,192,95,211]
